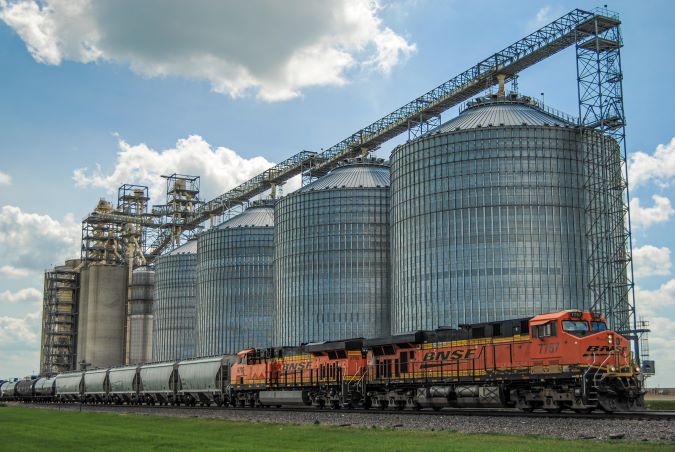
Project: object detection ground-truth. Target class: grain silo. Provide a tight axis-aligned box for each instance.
[152,240,197,361]
[274,158,390,346]
[128,267,154,364]
[390,93,626,333]
[76,267,89,369]
[84,264,128,368]
[196,200,275,355]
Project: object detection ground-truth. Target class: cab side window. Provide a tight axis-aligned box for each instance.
[536,322,556,338]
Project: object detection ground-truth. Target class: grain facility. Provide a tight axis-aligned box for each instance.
[36,8,650,375]
[196,201,275,356]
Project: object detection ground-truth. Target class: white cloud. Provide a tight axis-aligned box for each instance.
[0,205,81,272]
[0,265,31,278]
[73,135,279,205]
[629,138,675,188]
[636,279,675,313]
[635,280,675,387]
[0,287,42,304]
[0,170,10,186]
[528,5,562,30]
[632,245,671,279]
[0,0,416,101]
[629,195,674,230]
[0,310,40,344]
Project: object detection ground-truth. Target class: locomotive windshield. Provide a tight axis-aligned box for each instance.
[562,320,589,335]
[591,321,607,332]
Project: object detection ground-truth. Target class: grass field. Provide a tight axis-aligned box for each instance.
[1,406,673,451]
[646,400,675,410]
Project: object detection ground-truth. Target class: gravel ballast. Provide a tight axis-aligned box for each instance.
[16,404,675,443]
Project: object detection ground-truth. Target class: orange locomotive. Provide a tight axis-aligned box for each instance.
[230,310,644,412]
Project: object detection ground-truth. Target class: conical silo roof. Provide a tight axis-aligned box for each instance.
[217,201,275,229]
[168,238,198,255]
[301,158,389,191]
[433,95,573,133]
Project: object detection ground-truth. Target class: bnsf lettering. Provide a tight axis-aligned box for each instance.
[585,345,624,353]
[422,348,479,361]
[281,362,312,372]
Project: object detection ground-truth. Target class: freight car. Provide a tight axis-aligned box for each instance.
[23,310,644,413]
[15,378,38,402]
[1,380,18,402]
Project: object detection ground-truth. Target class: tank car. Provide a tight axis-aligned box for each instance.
[1,380,17,401]
[15,378,37,402]
[34,377,56,402]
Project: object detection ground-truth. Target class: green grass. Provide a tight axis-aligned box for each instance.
[0,405,672,452]
[646,400,675,411]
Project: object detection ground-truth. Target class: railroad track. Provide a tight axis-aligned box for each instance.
[17,402,675,421]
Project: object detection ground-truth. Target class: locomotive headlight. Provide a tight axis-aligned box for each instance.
[635,366,641,373]
[609,366,616,372]
[608,334,613,344]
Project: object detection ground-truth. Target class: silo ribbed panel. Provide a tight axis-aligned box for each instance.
[152,241,197,361]
[390,97,598,333]
[274,160,391,346]
[196,204,275,355]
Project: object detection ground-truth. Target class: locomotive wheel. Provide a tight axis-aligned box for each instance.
[519,406,535,413]
[432,406,442,412]
[600,397,617,413]
[572,407,594,414]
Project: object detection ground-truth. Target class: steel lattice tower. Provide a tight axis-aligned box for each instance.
[575,9,638,359]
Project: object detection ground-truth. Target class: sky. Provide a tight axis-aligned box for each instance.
[0,0,673,387]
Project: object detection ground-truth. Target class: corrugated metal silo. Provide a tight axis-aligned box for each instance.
[153,240,197,361]
[84,264,128,368]
[129,267,154,364]
[390,94,612,333]
[274,158,391,346]
[196,201,275,355]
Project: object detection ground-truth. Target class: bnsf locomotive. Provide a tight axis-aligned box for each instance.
[1,310,644,413]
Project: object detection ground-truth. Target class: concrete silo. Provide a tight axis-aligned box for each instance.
[83,264,128,368]
[152,240,197,361]
[76,266,89,369]
[274,158,391,346]
[196,200,275,355]
[390,93,626,332]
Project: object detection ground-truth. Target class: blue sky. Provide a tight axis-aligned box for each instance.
[0,0,673,387]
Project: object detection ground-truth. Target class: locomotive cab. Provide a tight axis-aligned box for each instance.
[529,310,637,377]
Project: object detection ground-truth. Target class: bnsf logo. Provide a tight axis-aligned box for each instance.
[281,362,312,372]
[585,345,624,353]
[423,349,480,361]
